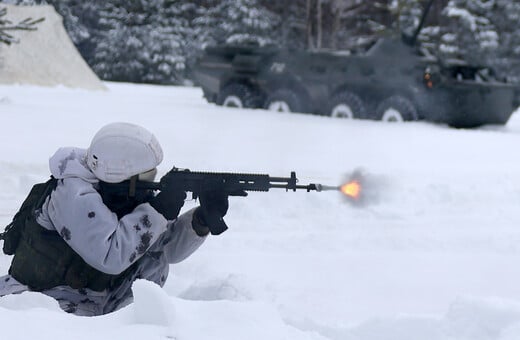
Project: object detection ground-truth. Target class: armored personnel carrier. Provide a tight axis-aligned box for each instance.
[192,0,519,128]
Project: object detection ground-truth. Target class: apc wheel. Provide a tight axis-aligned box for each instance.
[329,91,366,119]
[217,83,261,108]
[264,89,304,113]
[376,96,418,122]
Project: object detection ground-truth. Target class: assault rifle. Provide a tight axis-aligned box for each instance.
[112,167,338,235]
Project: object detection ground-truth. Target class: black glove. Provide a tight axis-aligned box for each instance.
[193,190,229,236]
[149,188,187,220]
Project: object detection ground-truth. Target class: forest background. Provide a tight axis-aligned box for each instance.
[2,0,519,85]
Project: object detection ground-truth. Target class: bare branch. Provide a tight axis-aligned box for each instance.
[0,7,45,45]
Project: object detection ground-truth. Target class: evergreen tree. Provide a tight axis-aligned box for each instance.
[439,0,498,65]
[393,0,424,37]
[259,0,307,50]
[88,0,189,84]
[178,1,215,76]
[194,0,280,47]
[330,0,392,50]
[489,0,520,81]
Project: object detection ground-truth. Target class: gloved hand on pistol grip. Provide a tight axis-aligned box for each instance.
[149,188,187,220]
[192,190,230,236]
[201,190,229,218]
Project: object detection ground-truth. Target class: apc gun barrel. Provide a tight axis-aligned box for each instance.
[409,0,435,46]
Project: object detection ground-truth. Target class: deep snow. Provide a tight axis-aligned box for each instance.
[2,83,520,339]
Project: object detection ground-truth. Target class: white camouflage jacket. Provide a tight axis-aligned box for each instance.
[0,147,206,315]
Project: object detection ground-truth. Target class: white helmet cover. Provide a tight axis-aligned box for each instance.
[87,122,163,183]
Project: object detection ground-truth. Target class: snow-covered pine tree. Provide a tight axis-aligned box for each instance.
[439,0,498,66]
[194,0,280,47]
[391,0,424,38]
[89,0,188,84]
[178,1,216,77]
[259,0,306,50]
[488,0,520,82]
[332,0,391,51]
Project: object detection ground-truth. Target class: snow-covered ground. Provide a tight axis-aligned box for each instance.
[2,82,520,340]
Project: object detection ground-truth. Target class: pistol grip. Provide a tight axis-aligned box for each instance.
[205,206,228,235]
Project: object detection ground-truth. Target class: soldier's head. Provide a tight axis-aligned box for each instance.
[86,122,163,183]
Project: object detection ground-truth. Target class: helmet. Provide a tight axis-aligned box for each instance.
[87,122,163,183]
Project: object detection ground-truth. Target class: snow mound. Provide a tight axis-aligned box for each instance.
[444,296,520,340]
[171,297,327,340]
[0,5,105,90]
[130,278,326,340]
[343,296,520,340]
[0,291,62,312]
[132,279,176,328]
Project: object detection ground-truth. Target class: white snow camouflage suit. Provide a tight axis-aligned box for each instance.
[0,147,206,316]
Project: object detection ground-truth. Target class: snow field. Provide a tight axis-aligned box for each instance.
[1,83,520,339]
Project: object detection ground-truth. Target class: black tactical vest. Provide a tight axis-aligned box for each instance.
[1,178,138,292]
